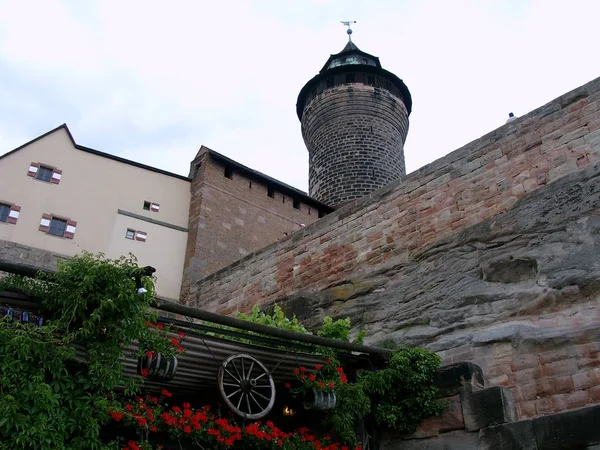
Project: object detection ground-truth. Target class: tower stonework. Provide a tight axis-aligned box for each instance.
[297,40,412,207]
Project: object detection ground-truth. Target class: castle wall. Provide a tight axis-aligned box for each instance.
[181,149,323,297]
[188,76,600,420]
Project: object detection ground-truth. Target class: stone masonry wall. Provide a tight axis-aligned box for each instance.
[181,149,321,297]
[188,76,600,421]
[302,83,409,207]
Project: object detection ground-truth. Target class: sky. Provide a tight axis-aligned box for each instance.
[1,0,599,192]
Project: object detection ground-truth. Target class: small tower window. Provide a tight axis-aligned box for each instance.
[267,187,275,198]
[345,74,355,83]
[293,199,300,209]
[326,78,334,88]
[224,166,233,179]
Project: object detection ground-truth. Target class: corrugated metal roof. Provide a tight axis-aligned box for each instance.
[0,293,367,395]
[127,326,365,394]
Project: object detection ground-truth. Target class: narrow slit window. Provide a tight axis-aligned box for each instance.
[293,199,300,209]
[267,187,275,198]
[224,166,233,179]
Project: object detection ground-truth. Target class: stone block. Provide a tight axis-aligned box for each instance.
[461,386,518,431]
[478,420,537,450]
[380,430,479,450]
[532,404,600,449]
[435,362,484,396]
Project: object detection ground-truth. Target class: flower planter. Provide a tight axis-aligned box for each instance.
[137,352,178,382]
[303,388,336,410]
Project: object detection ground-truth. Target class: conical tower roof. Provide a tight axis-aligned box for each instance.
[319,39,381,73]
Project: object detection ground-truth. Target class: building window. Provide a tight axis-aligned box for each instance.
[367,75,376,86]
[125,229,135,240]
[48,217,67,237]
[143,201,160,212]
[0,203,10,222]
[27,163,62,184]
[224,166,233,179]
[36,166,53,182]
[318,210,326,218]
[249,181,252,189]
[293,199,300,209]
[326,78,334,88]
[39,214,76,238]
[267,187,275,198]
[345,74,355,83]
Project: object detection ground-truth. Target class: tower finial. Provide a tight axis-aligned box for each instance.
[340,20,356,41]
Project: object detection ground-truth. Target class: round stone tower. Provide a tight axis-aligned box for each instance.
[297,38,412,207]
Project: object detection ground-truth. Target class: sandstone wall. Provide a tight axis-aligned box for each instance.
[188,76,600,420]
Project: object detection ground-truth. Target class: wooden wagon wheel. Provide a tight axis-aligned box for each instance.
[218,354,275,420]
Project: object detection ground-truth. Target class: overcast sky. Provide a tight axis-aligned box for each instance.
[1,0,599,192]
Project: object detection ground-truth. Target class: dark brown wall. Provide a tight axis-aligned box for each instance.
[181,148,321,299]
[301,83,409,207]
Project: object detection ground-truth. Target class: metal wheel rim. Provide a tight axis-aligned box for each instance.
[217,353,275,420]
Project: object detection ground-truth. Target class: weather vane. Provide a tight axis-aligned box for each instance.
[340,20,356,41]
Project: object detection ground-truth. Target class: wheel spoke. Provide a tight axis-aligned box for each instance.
[225,368,241,383]
[253,372,267,381]
[232,359,243,381]
[249,392,263,409]
[241,357,246,380]
[253,384,272,388]
[247,361,255,379]
[226,389,241,399]
[253,389,271,402]
[245,393,252,414]
[236,392,244,410]
[223,382,240,388]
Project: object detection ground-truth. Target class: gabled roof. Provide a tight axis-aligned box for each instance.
[0,123,192,182]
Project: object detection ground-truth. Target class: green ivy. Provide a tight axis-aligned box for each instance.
[235,306,446,444]
[0,253,167,449]
[0,255,446,449]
